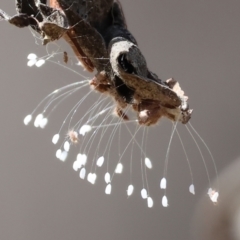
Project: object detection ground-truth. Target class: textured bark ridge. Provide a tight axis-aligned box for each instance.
[0,0,192,125]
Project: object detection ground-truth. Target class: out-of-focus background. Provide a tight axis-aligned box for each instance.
[0,1,240,240]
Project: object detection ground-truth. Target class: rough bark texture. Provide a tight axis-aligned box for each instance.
[0,0,192,125]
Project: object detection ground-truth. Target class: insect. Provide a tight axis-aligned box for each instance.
[0,0,219,207]
[66,130,79,144]
[63,51,68,64]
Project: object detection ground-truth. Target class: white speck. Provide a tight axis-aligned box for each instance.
[87,173,92,183]
[27,53,37,60]
[162,195,168,207]
[160,178,167,189]
[141,188,148,199]
[56,149,62,159]
[104,172,111,184]
[127,185,134,196]
[23,115,32,125]
[87,173,97,184]
[91,173,97,184]
[147,197,154,208]
[79,125,92,136]
[79,168,86,179]
[27,59,37,67]
[77,154,87,166]
[98,109,106,115]
[115,163,123,174]
[145,157,152,169]
[34,114,43,128]
[64,141,70,152]
[59,151,68,162]
[35,1,40,7]
[52,134,60,144]
[181,101,188,110]
[208,188,219,203]
[105,184,112,195]
[76,61,83,67]
[39,118,48,128]
[96,156,104,167]
[189,184,195,195]
[73,160,81,171]
[35,59,45,67]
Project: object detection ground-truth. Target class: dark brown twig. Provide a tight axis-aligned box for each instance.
[0,0,192,125]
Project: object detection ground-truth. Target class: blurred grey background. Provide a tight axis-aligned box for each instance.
[0,1,240,240]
